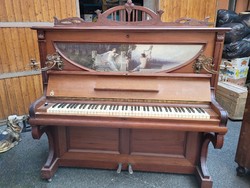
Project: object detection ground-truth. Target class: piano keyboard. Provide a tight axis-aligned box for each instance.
[46,103,210,119]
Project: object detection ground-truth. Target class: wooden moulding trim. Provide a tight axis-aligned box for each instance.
[0,70,41,80]
[0,22,54,28]
[47,70,212,78]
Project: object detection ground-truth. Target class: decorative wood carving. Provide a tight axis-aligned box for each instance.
[54,17,85,25]
[53,0,209,27]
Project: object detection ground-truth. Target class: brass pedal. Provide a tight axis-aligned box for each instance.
[128,163,133,174]
[116,163,122,174]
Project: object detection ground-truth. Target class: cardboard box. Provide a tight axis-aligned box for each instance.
[221,57,249,69]
[84,14,93,22]
[216,82,248,120]
[226,66,249,79]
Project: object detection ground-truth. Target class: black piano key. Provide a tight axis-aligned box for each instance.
[188,107,195,113]
[168,107,172,112]
[195,108,201,113]
[73,104,79,109]
[199,108,205,113]
[62,104,68,108]
[164,107,168,112]
[88,104,92,109]
[58,103,64,108]
[173,107,178,112]
[180,107,185,113]
[67,103,72,108]
[88,104,93,109]
[70,104,76,109]
[52,103,60,108]
[176,107,180,112]
[62,103,68,108]
[186,107,191,113]
[61,103,68,108]
[60,103,65,107]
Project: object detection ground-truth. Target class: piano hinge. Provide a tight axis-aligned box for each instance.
[193,54,217,74]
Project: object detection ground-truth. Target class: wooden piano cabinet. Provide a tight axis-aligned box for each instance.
[31,123,216,188]
[235,89,250,176]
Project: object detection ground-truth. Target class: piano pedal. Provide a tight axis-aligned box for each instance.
[128,163,133,175]
[116,163,122,174]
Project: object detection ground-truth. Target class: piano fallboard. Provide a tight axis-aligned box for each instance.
[46,72,212,102]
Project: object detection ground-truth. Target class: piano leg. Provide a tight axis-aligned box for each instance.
[32,126,59,181]
[195,133,224,188]
[41,128,59,180]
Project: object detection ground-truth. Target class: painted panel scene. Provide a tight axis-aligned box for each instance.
[55,43,203,72]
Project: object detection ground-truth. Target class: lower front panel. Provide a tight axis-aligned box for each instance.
[53,126,201,174]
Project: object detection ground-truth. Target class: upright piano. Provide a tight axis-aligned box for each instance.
[29,1,229,187]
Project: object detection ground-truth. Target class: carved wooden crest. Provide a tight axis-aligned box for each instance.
[54,0,209,27]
